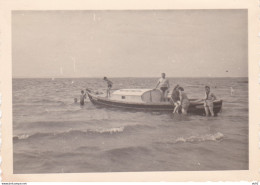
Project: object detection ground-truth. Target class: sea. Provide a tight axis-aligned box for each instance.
[12,77,248,173]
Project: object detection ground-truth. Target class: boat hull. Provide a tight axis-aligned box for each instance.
[86,90,223,115]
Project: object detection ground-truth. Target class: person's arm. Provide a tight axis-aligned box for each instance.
[179,91,183,103]
[211,93,216,101]
[167,79,170,89]
[202,93,207,101]
[154,80,160,89]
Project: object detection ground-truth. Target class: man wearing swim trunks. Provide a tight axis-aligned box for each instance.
[203,86,217,117]
[104,77,113,98]
[154,73,170,101]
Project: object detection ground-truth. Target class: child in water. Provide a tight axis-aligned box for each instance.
[103,77,113,98]
[203,86,217,116]
[80,90,86,106]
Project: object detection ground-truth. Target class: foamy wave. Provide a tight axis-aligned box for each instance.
[13,134,30,140]
[175,132,224,143]
[13,127,125,141]
[88,127,124,134]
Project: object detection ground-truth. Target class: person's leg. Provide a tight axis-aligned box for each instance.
[204,106,209,116]
[209,105,215,117]
[164,88,169,101]
[182,108,187,115]
[160,88,164,101]
[173,103,179,113]
[181,101,189,115]
[164,88,168,101]
[161,88,165,101]
[165,90,169,101]
[108,87,111,97]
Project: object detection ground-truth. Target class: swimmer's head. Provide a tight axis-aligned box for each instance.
[81,90,84,94]
[103,77,107,80]
[74,98,78,103]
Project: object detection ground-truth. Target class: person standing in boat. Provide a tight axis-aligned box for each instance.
[104,77,113,98]
[178,87,190,115]
[203,86,217,117]
[154,73,170,101]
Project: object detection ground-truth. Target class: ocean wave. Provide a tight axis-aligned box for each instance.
[31,98,67,105]
[13,127,125,141]
[103,146,150,158]
[88,127,124,134]
[174,132,224,143]
[13,123,156,141]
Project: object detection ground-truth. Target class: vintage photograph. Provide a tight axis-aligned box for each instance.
[12,10,248,174]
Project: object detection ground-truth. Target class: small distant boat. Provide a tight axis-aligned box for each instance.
[86,89,223,115]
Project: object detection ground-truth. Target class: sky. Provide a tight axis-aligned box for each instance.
[12,10,248,78]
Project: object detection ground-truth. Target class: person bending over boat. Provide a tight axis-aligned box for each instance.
[104,77,113,98]
[154,73,170,101]
[170,85,181,113]
[80,90,87,106]
[203,86,217,117]
[178,87,190,115]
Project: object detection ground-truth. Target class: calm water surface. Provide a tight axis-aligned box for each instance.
[12,77,248,173]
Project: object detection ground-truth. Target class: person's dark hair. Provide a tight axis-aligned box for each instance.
[104,77,107,80]
[174,84,179,90]
[178,87,184,91]
[205,86,210,89]
[81,90,84,94]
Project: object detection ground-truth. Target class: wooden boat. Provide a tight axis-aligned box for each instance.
[86,88,223,115]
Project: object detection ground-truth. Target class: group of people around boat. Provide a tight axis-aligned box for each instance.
[78,73,217,116]
[154,73,216,116]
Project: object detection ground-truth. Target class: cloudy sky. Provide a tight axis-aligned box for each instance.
[12,10,247,78]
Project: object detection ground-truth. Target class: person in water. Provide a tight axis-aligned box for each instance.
[154,73,170,101]
[104,77,113,98]
[203,86,217,116]
[178,87,190,115]
[80,90,86,106]
[171,84,181,113]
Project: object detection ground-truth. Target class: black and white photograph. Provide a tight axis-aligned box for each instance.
[11,9,248,174]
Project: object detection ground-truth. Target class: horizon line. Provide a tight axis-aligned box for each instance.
[12,76,248,79]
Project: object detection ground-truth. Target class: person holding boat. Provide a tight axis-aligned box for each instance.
[154,73,170,101]
[203,86,217,117]
[104,77,113,98]
[178,87,190,115]
[170,84,181,113]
